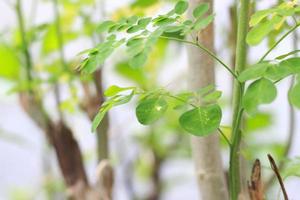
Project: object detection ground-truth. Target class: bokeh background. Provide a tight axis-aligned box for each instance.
[0,0,299,199]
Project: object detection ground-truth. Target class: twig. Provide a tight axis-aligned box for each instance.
[218,128,231,147]
[259,23,300,62]
[266,28,298,190]
[15,0,33,83]
[158,35,238,79]
[248,159,264,200]
[267,154,289,200]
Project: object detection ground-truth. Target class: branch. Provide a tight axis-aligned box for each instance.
[265,27,298,190]
[259,23,300,62]
[218,128,231,147]
[158,35,238,79]
[267,154,288,200]
[229,0,250,198]
[15,0,33,83]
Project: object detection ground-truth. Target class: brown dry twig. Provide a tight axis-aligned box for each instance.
[248,159,264,200]
[267,154,289,200]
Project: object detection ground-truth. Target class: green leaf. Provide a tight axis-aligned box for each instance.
[203,90,222,102]
[265,58,300,81]
[129,51,148,68]
[246,15,282,46]
[193,14,214,31]
[115,61,146,85]
[193,3,209,18]
[164,25,184,33]
[279,57,300,74]
[243,78,277,114]
[112,92,135,106]
[81,48,113,73]
[246,112,272,132]
[92,91,136,131]
[264,63,291,81]
[179,104,222,136]
[81,39,125,73]
[127,16,139,25]
[289,82,300,109]
[238,62,272,82]
[154,17,176,26]
[196,84,215,96]
[92,104,112,132]
[174,1,188,15]
[127,25,143,33]
[0,45,20,80]
[138,17,152,27]
[249,9,275,27]
[136,97,168,125]
[104,85,134,97]
[96,20,115,33]
[183,20,193,26]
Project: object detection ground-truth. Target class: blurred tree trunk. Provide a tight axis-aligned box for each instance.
[187,0,229,199]
[16,0,113,198]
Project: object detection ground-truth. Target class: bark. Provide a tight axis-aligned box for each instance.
[187,0,229,199]
[147,151,162,200]
[80,70,109,162]
[19,93,91,199]
[95,159,114,200]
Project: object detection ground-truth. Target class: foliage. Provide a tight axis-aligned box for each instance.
[82,0,300,138]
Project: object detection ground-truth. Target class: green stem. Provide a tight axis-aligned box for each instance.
[229,0,250,199]
[259,23,300,62]
[218,128,232,147]
[158,35,238,79]
[166,94,197,108]
[15,0,33,83]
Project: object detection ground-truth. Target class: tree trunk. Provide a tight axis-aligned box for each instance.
[187,0,229,199]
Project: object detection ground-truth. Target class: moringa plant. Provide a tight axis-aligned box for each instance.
[79,0,300,198]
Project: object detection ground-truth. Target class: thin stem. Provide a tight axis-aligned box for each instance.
[158,35,238,79]
[266,27,298,190]
[15,0,33,83]
[267,154,289,200]
[165,94,197,108]
[218,128,231,147]
[259,23,300,62]
[229,0,250,199]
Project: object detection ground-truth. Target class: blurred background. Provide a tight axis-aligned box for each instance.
[0,0,299,199]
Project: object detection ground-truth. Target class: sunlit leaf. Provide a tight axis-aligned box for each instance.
[246,112,272,132]
[193,14,214,31]
[92,104,112,132]
[0,45,20,80]
[129,50,148,68]
[136,97,168,125]
[246,15,282,46]
[96,20,115,33]
[179,104,222,136]
[193,3,209,18]
[203,90,222,102]
[265,58,300,81]
[238,62,272,82]
[104,85,135,97]
[174,1,188,15]
[249,9,275,27]
[138,17,152,27]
